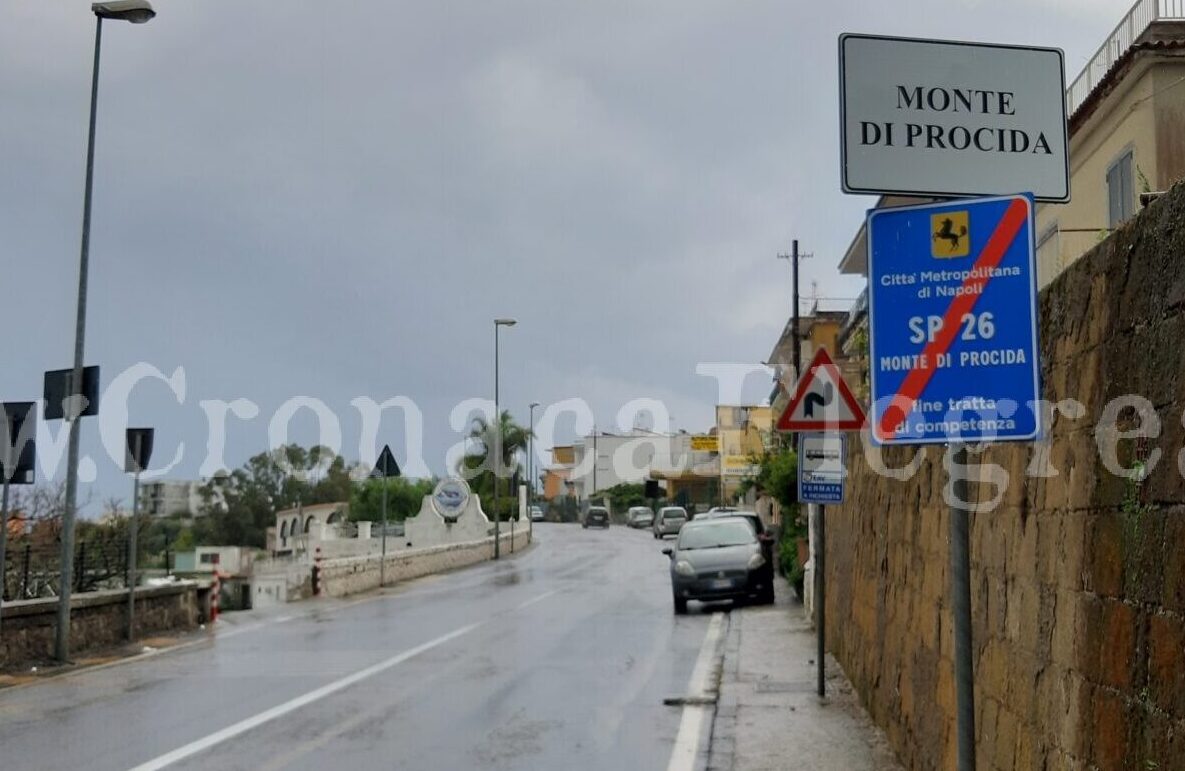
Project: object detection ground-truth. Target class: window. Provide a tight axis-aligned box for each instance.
[1107,151,1134,228]
[199,553,217,564]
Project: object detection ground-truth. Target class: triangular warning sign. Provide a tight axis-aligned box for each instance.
[776,348,867,432]
[372,445,402,478]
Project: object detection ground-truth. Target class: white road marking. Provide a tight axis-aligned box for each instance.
[515,589,557,610]
[128,589,557,770]
[126,622,480,771]
[666,612,725,771]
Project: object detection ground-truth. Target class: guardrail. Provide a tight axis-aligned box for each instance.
[1067,0,1185,119]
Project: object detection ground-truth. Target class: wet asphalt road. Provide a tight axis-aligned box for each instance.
[0,524,722,771]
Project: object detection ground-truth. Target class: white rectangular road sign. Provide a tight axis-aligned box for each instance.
[798,434,846,505]
[839,34,1069,202]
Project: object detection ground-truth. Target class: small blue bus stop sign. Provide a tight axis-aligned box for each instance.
[798,434,846,504]
[866,193,1041,445]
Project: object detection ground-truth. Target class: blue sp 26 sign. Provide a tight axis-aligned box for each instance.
[866,194,1041,445]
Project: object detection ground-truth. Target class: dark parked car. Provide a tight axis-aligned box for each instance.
[583,506,610,529]
[663,517,774,614]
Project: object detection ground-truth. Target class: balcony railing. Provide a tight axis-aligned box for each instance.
[1067,0,1185,118]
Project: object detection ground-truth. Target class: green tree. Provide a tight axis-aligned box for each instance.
[197,444,356,548]
[600,482,650,514]
[456,411,532,520]
[349,477,436,522]
[743,448,806,585]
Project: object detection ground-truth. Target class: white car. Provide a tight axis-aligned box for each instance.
[653,506,689,538]
[529,505,545,522]
[627,506,655,528]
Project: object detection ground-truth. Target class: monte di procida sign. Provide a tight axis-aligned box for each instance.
[839,34,1069,202]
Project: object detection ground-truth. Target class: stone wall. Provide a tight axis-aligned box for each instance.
[318,521,532,598]
[827,182,1185,770]
[1,583,201,668]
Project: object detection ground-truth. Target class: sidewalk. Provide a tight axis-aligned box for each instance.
[707,579,903,771]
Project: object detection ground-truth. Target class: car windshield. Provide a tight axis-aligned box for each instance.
[662,509,686,520]
[677,521,756,550]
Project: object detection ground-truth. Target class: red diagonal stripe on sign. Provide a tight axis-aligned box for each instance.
[877,197,1029,440]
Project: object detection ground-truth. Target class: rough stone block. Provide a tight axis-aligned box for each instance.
[1083,515,1125,598]
[1089,688,1129,770]
[1147,612,1185,716]
[1097,599,1137,690]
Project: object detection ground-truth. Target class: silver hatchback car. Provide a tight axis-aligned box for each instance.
[652,506,688,538]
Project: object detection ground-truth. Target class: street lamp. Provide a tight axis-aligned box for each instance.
[55,0,156,663]
[94,1,156,22]
[528,402,540,508]
[493,319,516,559]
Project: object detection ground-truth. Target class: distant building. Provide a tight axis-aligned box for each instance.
[269,502,349,555]
[567,430,717,501]
[766,309,850,414]
[1034,7,1185,286]
[542,445,576,500]
[173,545,253,576]
[141,480,225,518]
[716,405,773,502]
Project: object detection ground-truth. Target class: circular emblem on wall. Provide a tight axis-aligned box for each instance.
[431,477,471,520]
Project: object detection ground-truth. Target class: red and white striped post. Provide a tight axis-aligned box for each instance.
[210,572,220,623]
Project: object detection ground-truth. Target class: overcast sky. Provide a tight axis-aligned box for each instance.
[1,0,1121,509]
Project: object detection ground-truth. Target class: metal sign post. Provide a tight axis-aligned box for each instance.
[798,433,848,698]
[780,362,865,702]
[372,445,401,588]
[949,443,975,771]
[124,428,154,640]
[816,502,826,697]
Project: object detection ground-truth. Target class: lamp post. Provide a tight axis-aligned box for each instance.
[528,402,539,507]
[493,319,516,559]
[55,0,156,664]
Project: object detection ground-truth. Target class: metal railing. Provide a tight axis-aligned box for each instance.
[1067,0,1185,118]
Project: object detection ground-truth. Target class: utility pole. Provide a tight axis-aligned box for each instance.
[591,427,598,503]
[777,241,813,384]
[528,402,539,507]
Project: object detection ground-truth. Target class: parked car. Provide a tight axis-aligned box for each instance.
[529,505,545,522]
[653,506,688,538]
[663,517,775,614]
[700,509,776,569]
[627,506,655,529]
[583,506,610,529]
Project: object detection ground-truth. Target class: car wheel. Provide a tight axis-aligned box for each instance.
[758,585,775,605]
[673,595,688,615]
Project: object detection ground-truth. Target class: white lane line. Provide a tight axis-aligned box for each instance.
[666,612,725,771]
[127,590,556,771]
[515,589,557,610]
[126,622,481,771]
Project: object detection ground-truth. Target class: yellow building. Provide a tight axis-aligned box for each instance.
[1035,11,1185,287]
[716,405,774,501]
[766,310,848,416]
